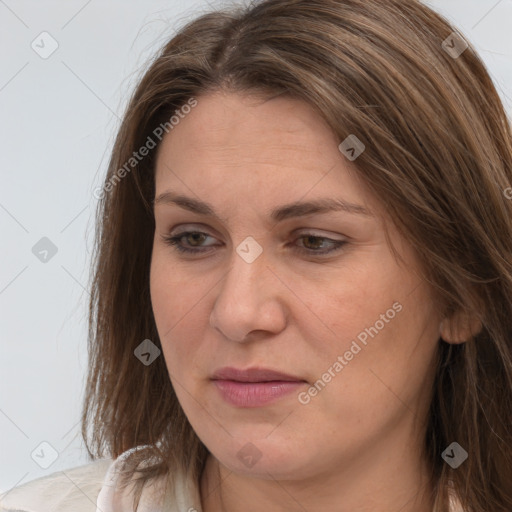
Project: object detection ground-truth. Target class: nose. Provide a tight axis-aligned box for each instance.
[209,247,288,342]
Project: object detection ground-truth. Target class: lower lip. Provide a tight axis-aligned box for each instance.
[212,380,305,407]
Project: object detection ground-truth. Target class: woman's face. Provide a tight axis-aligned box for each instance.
[150,91,441,481]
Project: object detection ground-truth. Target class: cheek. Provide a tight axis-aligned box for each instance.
[325,288,438,420]
[299,253,438,409]
[288,255,402,355]
[302,298,438,449]
[149,249,211,376]
[150,247,198,332]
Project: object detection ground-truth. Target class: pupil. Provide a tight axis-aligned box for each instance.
[189,233,204,245]
[305,236,322,249]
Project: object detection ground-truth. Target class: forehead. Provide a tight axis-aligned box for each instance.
[157,91,340,165]
[154,91,361,194]
[152,92,390,226]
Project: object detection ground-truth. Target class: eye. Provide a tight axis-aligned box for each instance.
[293,233,347,255]
[161,231,219,254]
[161,230,346,257]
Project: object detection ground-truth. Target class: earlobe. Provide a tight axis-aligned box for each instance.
[439,310,482,344]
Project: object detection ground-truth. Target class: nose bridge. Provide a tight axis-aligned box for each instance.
[210,244,286,341]
[217,248,269,315]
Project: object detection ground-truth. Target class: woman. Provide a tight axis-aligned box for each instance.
[1,0,511,511]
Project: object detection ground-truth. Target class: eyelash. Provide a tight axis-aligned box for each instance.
[161,231,347,256]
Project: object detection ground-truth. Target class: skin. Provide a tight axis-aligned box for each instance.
[149,91,467,512]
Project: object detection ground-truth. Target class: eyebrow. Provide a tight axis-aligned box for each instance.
[153,192,373,222]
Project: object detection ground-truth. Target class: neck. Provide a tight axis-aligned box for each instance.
[200,438,435,512]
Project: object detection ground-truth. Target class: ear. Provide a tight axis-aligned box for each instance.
[440,309,483,344]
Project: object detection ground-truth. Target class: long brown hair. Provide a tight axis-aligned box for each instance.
[82,1,512,510]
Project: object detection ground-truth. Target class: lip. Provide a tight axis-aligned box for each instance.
[211,367,307,408]
[211,366,305,383]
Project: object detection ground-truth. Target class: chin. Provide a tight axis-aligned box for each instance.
[211,439,317,481]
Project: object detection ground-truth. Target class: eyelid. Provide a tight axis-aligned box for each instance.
[293,228,346,240]
[168,223,221,238]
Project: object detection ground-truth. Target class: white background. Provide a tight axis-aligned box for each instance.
[1,0,511,492]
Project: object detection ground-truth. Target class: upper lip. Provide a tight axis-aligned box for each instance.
[211,366,306,383]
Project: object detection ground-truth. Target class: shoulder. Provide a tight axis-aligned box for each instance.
[0,458,113,512]
[0,446,202,512]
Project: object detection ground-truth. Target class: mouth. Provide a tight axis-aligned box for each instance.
[210,366,306,383]
[210,367,307,407]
